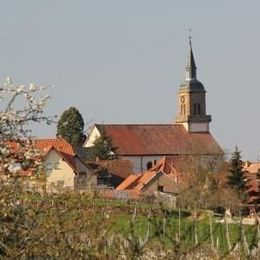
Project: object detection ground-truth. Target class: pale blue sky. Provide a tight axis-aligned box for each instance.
[0,0,259,160]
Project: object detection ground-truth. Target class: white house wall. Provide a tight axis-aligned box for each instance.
[44,150,75,190]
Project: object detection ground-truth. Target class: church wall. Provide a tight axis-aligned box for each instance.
[189,123,209,132]
[85,126,100,147]
[122,155,162,173]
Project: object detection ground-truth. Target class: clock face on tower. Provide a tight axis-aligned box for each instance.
[181,96,185,103]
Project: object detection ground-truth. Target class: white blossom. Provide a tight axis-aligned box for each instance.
[0,77,54,175]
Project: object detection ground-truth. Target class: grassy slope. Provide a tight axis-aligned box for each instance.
[22,194,259,257]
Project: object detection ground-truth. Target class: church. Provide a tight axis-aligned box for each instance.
[84,38,224,173]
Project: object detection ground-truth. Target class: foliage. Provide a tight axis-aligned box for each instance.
[0,77,52,175]
[90,128,118,160]
[175,155,224,211]
[0,191,260,259]
[177,168,219,210]
[228,146,247,200]
[56,106,86,146]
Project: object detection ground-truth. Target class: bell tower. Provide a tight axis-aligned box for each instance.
[175,37,211,132]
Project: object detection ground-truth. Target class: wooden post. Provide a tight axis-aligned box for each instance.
[178,208,181,243]
[209,211,214,250]
[225,217,232,251]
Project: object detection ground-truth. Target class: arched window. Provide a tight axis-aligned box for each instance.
[146,161,153,170]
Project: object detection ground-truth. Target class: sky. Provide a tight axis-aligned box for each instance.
[0,0,259,160]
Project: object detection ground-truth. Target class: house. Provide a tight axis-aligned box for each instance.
[243,162,260,206]
[34,138,96,192]
[212,162,260,210]
[116,170,179,199]
[79,159,135,188]
[75,146,135,188]
[96,160,135,188]
[84,38,224,173]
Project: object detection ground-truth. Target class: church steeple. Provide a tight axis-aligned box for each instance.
[185,36,197,80]
[175,37,211,132]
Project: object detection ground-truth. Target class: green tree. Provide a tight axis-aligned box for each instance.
[91,128,117,160]
[228,146,246,195]
[56,107,86,146]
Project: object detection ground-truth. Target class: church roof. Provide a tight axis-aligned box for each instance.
[186,36,197,78]
[179,78,205,92]
[95,124,223,156]
[181,37,205,92]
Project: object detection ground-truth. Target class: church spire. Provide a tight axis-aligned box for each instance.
[185,36,197,80]
[175,35,211,132]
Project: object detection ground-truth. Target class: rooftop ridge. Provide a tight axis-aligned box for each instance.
[96,123,185,126]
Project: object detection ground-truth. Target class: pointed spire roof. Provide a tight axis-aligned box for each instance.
[179,36,205,92]
[185,36,197,80]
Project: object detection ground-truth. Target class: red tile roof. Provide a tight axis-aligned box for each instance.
[244,162,260,174]
[134,171,158,190]
[2,138,82,176]
[95,124,223,156]
[116,155,196,191]
[116,174,142,190]
[34,138,75,156]
[98,160,135,179]
[117,170,173,192]
[147,156,197,187]
[33,138,83,174]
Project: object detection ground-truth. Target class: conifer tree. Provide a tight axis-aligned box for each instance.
[252,171,260,205]
[56,107,86,146]
[228,146,246,192]
[91,128,117,160]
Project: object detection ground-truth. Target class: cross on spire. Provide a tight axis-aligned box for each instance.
[188,28,192,46]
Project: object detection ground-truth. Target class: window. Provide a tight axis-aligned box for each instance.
[146,161,153,170]
[197,104,201,115]
[181,104,185,115]
[158,185,164,192]
[194,104,197,115]
[194,103,201,115]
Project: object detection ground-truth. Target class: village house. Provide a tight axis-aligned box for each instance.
[80,159,135,189]
[34,138,96,192]
[75,147,135,188]
[95,155,197,201]
[243,162,260,207]
[116,170,179,197]
[113,155,196,200]
[84,38,224,173]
